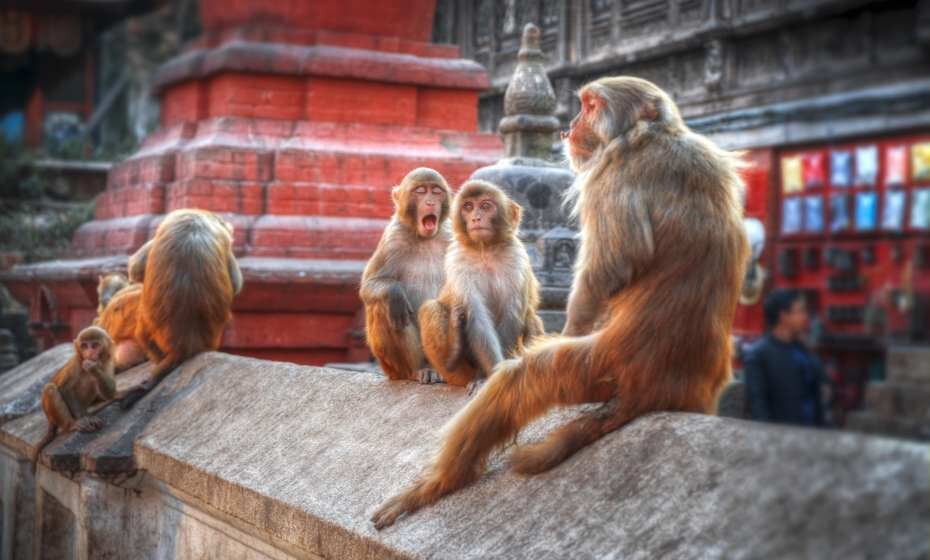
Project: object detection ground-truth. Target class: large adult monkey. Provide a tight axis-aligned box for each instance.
[119,209,243,408]
[33,326,116,472]
[360,167,452,383]
[371,76,749,529]
[419,180,544,392]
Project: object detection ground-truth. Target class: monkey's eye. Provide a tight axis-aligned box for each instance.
[479,201,494,211]
[414,186,428,195]
[463,201,474,211]
[431,186,444,195]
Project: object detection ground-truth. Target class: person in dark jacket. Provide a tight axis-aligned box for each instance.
[744,289,829,427]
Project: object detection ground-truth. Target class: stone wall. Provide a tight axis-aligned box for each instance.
[0,349,927,559]
[434,0,930,149]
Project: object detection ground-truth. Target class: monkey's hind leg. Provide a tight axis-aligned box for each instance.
[509,398,640,475]
[367,306,423,382]
[372,336,607,529]
[419,300,473,387]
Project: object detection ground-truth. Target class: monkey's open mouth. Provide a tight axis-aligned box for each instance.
[421,214,438,233]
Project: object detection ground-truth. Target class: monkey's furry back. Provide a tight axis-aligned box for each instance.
[141,211,235,356]
[576,118,749,384]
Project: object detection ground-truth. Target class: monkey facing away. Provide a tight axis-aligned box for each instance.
[33,326,116,472]
[418,179,544,393]
[360,167,452,384]
[119,209,243,409]
[371,76,749,529]
[96,273,130,315]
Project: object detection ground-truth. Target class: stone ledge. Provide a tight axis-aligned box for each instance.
[2,350,928,558]
[153,43,490,93]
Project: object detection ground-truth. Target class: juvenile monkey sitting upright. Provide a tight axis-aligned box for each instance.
[33,326,116,472]
[419,180,544,393]
[360,168,452,384]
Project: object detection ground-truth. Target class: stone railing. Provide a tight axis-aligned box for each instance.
[0,349,927,559]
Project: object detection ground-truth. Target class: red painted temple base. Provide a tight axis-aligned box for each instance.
[1,0,501,365]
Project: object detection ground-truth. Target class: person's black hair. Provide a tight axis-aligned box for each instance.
[763,289,802,330]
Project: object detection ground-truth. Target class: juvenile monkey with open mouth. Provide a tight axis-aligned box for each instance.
[360,167,453,384]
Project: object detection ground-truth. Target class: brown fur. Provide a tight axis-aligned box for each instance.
[371,76,749,529]
[119,209,243,409]
[360,168,452,383]
[419,180,543,389]
[33,326,116,472]
[95,283,146,371]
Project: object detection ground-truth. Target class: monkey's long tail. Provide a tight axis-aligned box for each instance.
[32,425,58,474]
[119,355,182,410]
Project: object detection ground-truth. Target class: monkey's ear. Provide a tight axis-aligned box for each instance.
[509,202,523,228]
[391,186,402,206]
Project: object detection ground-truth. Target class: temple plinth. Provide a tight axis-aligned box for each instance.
[2,0,501,364]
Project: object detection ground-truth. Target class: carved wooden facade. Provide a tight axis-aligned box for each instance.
[433,0,930,147]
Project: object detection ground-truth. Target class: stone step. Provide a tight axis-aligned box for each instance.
[845,410,930,441]
[886,345,930,385]
[863,381,930,420]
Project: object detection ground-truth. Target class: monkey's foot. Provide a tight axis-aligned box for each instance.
[371,480,432,530]
[466,378,486,396]
[75,416,103,433]
[417,368,445,384]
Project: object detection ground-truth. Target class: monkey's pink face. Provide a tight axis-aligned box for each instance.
[564,91,602,170]
[414,183,447,238]
[80,340,103,362]
[461,196,498,243]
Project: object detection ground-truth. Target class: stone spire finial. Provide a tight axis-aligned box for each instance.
[499,23,560,160]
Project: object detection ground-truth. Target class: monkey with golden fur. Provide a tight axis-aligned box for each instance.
[371,76,749,529]
[33,326,116,472]
[119,208,243,408]
[95,283,146,372]
[360,168,452,384]
[95,273,131,315]
[419,179,544,393]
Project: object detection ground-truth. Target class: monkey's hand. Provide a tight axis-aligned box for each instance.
[82,359,101,373]
[450,303,467,328]
[75,416,104,433]
[388,285,414,329]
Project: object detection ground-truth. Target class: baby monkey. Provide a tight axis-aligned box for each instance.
[96,273,131,315]
[32,326,116,472]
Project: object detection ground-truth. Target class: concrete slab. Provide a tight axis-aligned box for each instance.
[123,353,929,560]
[0,344,71,424]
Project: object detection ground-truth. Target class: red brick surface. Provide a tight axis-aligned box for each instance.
[18,0,502,364]
[199,0,436,42]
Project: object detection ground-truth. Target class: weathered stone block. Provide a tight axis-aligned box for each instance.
[1,349,927,559]
[887,345,930,384]
[846,410,930,441]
